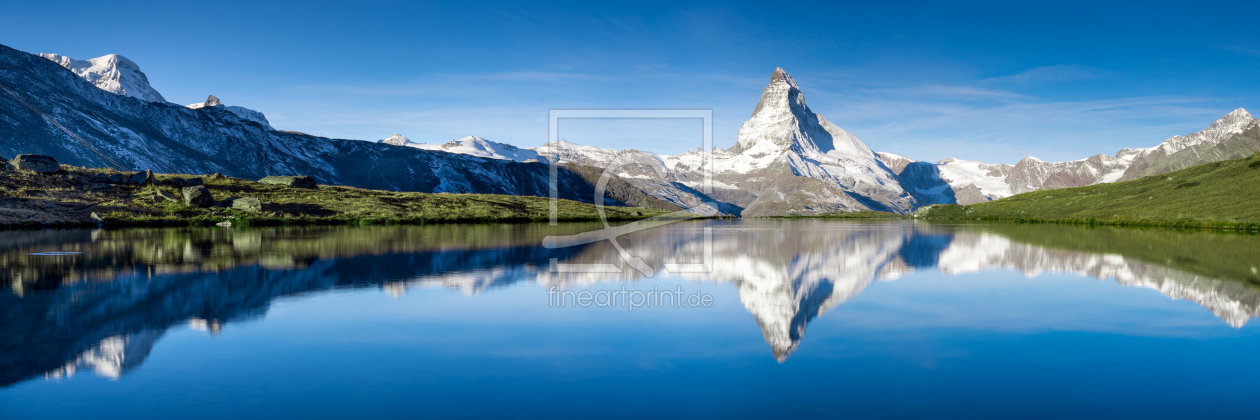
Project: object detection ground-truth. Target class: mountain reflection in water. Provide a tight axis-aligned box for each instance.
[2,220,1258,386]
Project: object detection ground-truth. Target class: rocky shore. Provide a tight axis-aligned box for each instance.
[0,154,668,229]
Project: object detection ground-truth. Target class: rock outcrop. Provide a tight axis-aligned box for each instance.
[259,175,317,189]
[231,197,262,212]
[181,185,214,207]
[9,154,60,173]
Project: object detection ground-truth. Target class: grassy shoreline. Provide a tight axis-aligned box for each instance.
[775,211,1260,232]
[792,154,1260,231]
[918,212,1260,231]
[0,166,676,230]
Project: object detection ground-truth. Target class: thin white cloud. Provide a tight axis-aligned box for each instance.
[1222,45,1260,57]
[982,64,1102,85]
[823,93,1227,163]
[858,84,1026,100]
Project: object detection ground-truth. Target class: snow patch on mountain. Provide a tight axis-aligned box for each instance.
[925,108,1254,199]
[37,53,168,103]
[1117,108,1254,181]
[408,136,542,161]
[533,139,618,166]
[186,95,274,130]
[1147,108,1252,157]
[935,158,1014,198]
[380,133,415,146]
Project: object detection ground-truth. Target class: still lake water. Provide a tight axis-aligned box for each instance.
[2,219,1259,419]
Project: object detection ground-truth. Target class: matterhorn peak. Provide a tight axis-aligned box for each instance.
[381,133,414,146]
[770,67,800,90]
[732,67,848,154]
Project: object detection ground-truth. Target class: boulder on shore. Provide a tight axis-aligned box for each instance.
[231,197,263,212]
[152,190,177,203]
[10,154,61,174]
[182,185,214,207]
[259,175,317,189]
[127,170,155,185]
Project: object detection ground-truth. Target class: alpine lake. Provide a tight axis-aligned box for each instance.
[2,219,1259,419]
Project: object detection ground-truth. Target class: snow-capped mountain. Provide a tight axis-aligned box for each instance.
[381,134,549,162]
[874,152,914,175]
[410,135,543,161]
[380,133,416,146]
[1118,108,1257,181]
[480,68,917,216]
[37,53,167,103]
[894,108,1257,201]
[701,68,913,216]
[534,141,729,215]
[187,94,274,130]
[16,44,1259,213]
[0,44,612,203]
[533,139,619,167]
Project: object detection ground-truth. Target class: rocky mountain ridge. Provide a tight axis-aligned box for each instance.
[889,108,1256,204]
[380,68,1252,214]
[0,44,615,205]
[186,94,274,130]
[12,44,1257,215]
[36,53,167,103]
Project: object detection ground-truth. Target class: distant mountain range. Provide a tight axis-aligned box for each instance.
[885,107,1256,205]
[379,68,1256,215]
[3,43,1256,216]
[0,45,643,207]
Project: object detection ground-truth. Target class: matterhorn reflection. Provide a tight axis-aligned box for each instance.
[3,220,1260,385]
[374,220,1260,361]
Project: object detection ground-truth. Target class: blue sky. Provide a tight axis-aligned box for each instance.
[3,1,1259,162]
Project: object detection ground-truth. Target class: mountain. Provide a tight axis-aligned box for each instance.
[186,94,274,130]
[410,135,543,161]
[535,142,730,215]
[508,68,917,216]
[0,44,610,203]
[15,44,1258,215]
[380,133,416,146]
[700,68,914,216]
[897,108,1256,201]
[37,53,167,103]
[875,152,914,175]
[916,152,1260,226]
[1118,108,1257,180]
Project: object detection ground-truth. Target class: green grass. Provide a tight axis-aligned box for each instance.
[913,153,1260,230]
[0,167,674,229]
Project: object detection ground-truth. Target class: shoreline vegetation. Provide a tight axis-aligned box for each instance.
[4,152,1257,232]
[793,154,1260,232]
[0,162,676,230]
